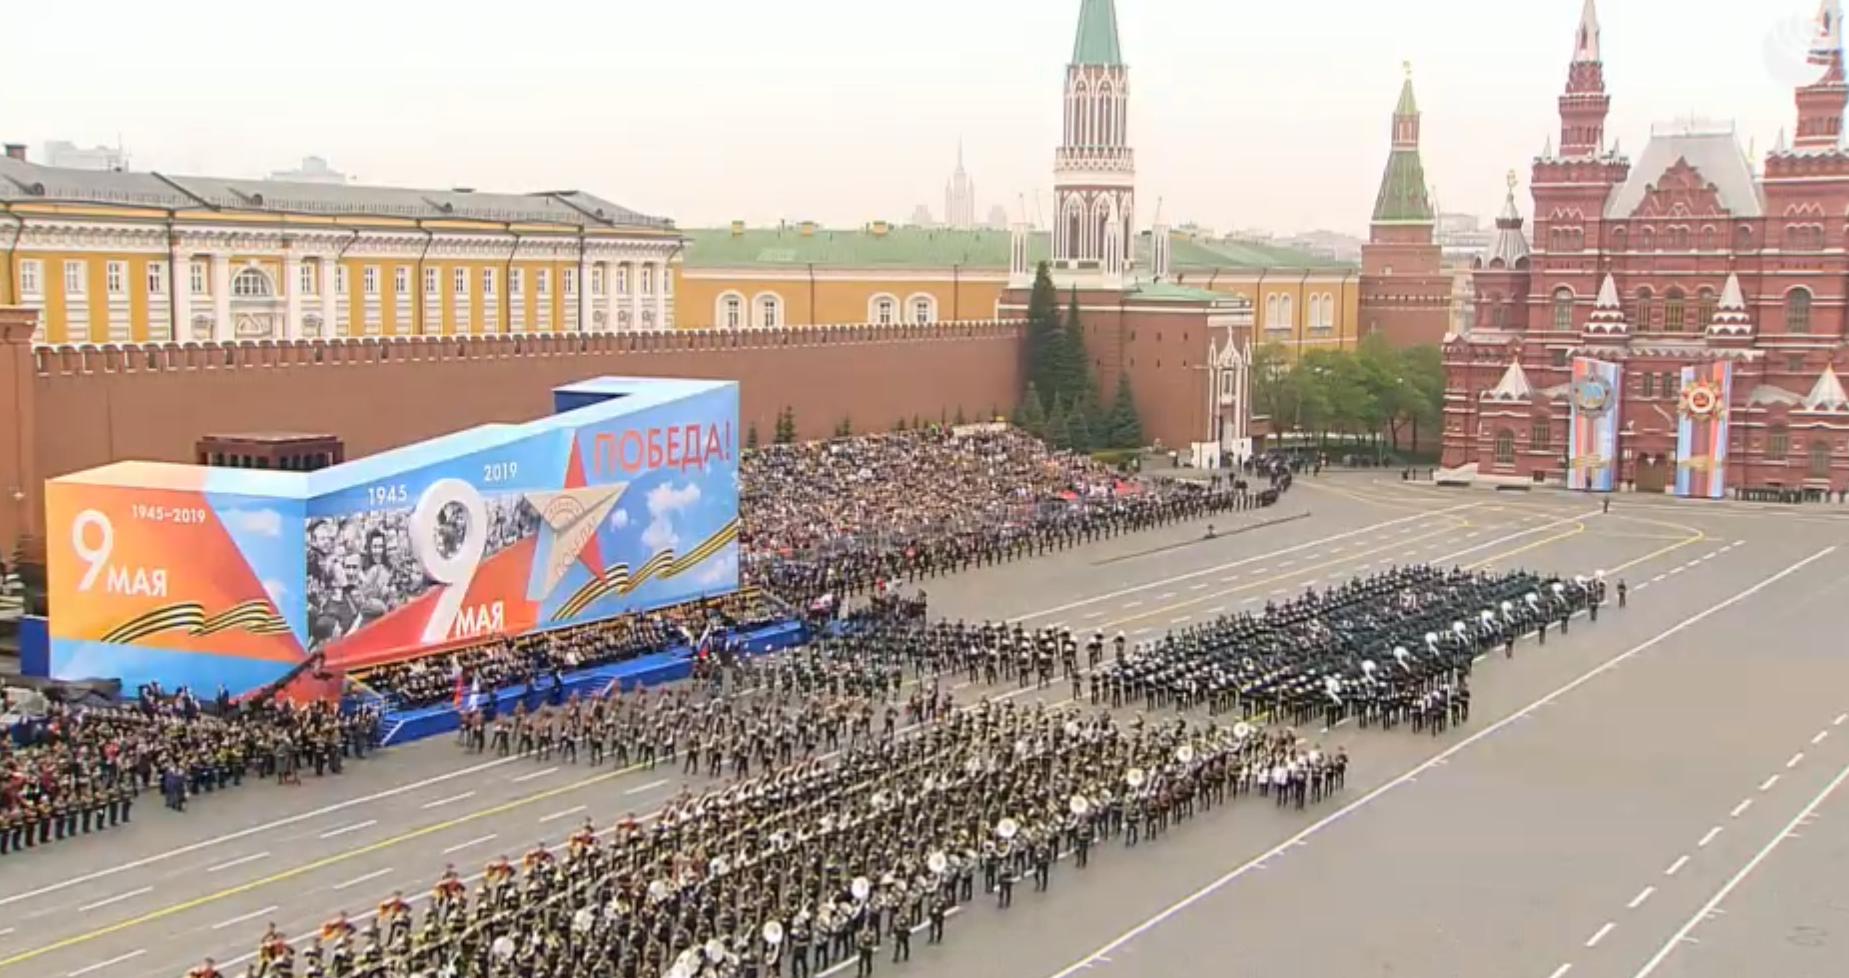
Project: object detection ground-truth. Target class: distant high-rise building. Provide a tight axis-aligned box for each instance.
[944,143,976,229]
[908,203,937,227]
[983,204,1010,230]
[268,155,350,184]
[42,140,128,171]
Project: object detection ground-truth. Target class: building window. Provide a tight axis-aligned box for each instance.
[1662,371,1679,401]
[1632,289,1654,332]
[537,269,551,295]
[905,293,937,324]
[18,259,40,297]
[662,267,673,295]
[362,266,379,296]
[483,268,496,296]
[1530,422,1551,452]
[1552,348,1569,368]
[146,263,166,296]
[510,269,524,296]
[105,261,125,296]
[563,268,577,296]
[1769,425,1790,459]
[233,268,273,298]
[870,295,897,325]
[336,267,348,295]
[591,265,605,297]
[1491,300,1508,330]
[190,260,208,296]
[1789,354,1806,374]
[1494,429,1515,465]
[1696,288,1716,330]
[1787,288,1813,334]
[65,260,86,296]
[393,267,409,294]
[1552,287,1574,331]
[1664,288,1686,332]
[423,268,438,295]
[721,293,743,330]
[756,294,780,329]
[1811,440,1833,479]
[616,265,629,294]
[641,266,654,295]
[454,268,468,296]
[1641,372,1656,398]
[299,262,318,296]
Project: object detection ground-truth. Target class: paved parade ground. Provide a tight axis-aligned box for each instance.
[6,472,1849,978]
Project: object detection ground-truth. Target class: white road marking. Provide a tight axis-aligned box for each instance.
[206,851,270,873]
[1632,760,1849,978]
[1628,886,1656,909]
[318,819,377,839]
[1219,576,1239,583]
[1171,616,1192,624]
[1585,922,1617,948]
[442,834,497,855]
[1207,606,1226,615]
[0,751,526,910]
[1122,600,1143,609]
[0,928,12,938]
[1664,855,1691,876]
[212,905,280,930]
[1698,826,1722,847]
[66,949,144,977]
[1157,592,1176,600]
[1547,965,1574,978]
[512,766,559,783]
[1730,799,1753,818]
[539,804,588,823]
[625,779,671,795]
[1787,752,1805,769]
[1836,712,1847,726]
[1668,566,1685,576]
[1190,583,1209,591]
[420,791,476,810]
[1037,547,1838,978]
[1132,627,1152,636]
[334,867,394,891]
[1813,730,1829,745]
[76,887,152,912]
[1083,611,1104,620]
[1760,774,1780,792]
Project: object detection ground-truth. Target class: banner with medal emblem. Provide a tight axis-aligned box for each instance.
[1674,361,1732,499]
[1567,357,1623,492]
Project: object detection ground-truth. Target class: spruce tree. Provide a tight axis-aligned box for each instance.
[746,422,760,450]
[1107,372,1144,448]
[1020,383,1048,436]
[1068,406,1095,453]
[1025,263,1062,400]
[1059,286,1096,408]
[775,406,797,444]
[1045,394,1070,450]
[835,416,853,438]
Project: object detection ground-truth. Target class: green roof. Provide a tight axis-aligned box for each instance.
[1372,149,1434,223]
[1130,281,1240,303]
[1146,233,1355,271]
[1395,75,1418,117]
[683,226,1049,269]
[1072,0,1123,66]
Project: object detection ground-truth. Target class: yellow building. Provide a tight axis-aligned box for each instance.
[677,222,1361,354]
[0,148,681,344]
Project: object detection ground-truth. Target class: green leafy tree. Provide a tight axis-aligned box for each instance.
[1106,372,1144,448]
[1249,343,1296,431]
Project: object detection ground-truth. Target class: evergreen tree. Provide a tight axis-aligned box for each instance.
[746,422,760,450]
[1020,383,1048,436]
[1106,372,1144,449]
[953,405,967,426]
[1045,394,1071,450]
[834,416,853,438]
[1058,286,1097,408]
[774,406,797,444]
[1068,407,1096,453]
[1025,263,1063,400]
[894,416,909,432]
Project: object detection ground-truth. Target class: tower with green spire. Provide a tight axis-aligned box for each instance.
[1054,0,1134,286]
[1359,62,1450,348]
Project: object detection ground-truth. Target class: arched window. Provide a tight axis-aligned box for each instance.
[870,294,898,325]
[1696,288,1717,330]
[1278,295,1294,329]
[232,268,274,298]
[1811,439,1833,479]
[1552,287,1574,331]
[1632,288,1655,332]
[906,293,937,324]
[754,293,781,329]
[1664,288,1687,332]
[1266,295,1281,329]
[1788,287,1813,334]
[1494,429,1515,465]
[1639,227,1656,251]
[1612,227,1628,251]
[1769,424,1790,459]
[1490,292,1508,329]
[718,292,744,330]
[1699,225,1718,251]
[1668,226,1690,251]
[1736,226,1754,252]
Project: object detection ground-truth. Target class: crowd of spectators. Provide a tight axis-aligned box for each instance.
[2,685,379,856]
[742,428,1285,604]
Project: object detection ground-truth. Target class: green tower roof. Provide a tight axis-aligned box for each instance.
[1372,149,1434,223]
[1072,0,1123,66]
[1395,74,1418,117]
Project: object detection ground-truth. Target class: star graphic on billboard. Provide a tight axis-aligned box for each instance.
[525,483,627,601]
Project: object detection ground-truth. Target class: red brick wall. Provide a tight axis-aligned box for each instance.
[24,323,1025,537]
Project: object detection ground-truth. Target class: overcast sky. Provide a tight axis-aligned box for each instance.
[0,0,1832,235]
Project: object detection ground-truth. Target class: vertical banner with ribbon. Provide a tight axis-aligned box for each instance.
[1567,357,1623,492]
[1674,361,1732,499]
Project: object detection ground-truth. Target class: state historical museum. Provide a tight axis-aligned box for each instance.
[1444,0,1849,496]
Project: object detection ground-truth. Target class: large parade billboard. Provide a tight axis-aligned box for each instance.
[46,377,740,695]
[1567,357,1623,493]
[1674,361,1732,500]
